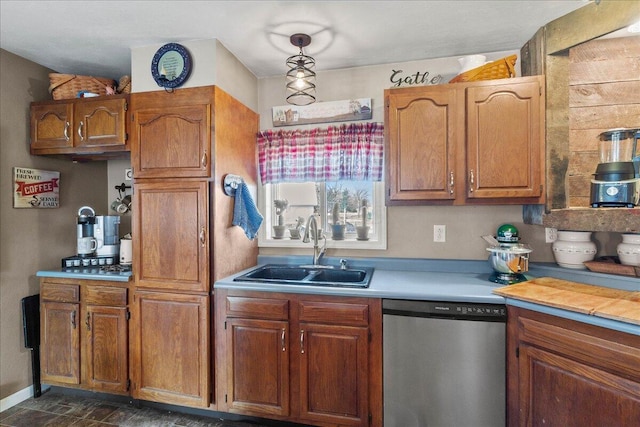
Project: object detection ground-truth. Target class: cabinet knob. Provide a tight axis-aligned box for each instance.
[64,121,70,141]
[469,170,475,193]
[300,330,305,354]
[281,328,286,352]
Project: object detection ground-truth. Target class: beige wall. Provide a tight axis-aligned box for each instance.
[130,39,258,111]
[257,51,564,263]
[0,49,108,400]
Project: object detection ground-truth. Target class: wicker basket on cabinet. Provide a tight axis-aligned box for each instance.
[48,73,116,100]
[449,54,517,83]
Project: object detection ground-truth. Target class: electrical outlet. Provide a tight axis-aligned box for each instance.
[125,168,133,181]
[545,227,558,243]
[434,225,446,242]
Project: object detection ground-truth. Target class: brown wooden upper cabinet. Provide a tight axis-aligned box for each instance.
[385,75,545,205]
[130,89,211,179]
[30,94,129,156]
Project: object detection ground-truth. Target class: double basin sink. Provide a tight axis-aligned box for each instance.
[234,264,374,288]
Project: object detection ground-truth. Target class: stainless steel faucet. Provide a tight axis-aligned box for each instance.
[302,214,326,265]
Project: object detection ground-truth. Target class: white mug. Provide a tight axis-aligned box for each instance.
[77,237,98,255]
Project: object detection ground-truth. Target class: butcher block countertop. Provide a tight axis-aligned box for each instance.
[494,277,640,330]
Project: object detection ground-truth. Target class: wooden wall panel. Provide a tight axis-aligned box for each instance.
[566,36,640,207]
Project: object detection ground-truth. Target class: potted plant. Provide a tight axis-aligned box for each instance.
[273,199,288,239]
[331,202,346,240]
[356,199,370,240]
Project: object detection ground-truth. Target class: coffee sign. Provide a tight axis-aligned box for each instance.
[389,69,443,87]
[14,167,60,208]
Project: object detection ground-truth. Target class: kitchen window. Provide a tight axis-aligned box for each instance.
[256,123,386,249]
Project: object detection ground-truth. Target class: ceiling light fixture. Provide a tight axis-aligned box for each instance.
[286,33,316,106]
[628,20,640,33]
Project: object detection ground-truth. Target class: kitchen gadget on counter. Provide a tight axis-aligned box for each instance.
[67,206,124,268]
[95,215,121,257]
[77,206,97,257]
[590,128,640,208]
[485,224,532,284]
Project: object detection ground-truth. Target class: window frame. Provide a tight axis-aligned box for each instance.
[257,181,387,250]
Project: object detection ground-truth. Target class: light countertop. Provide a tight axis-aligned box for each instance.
[36,268,132,282]
[215,255,640,335]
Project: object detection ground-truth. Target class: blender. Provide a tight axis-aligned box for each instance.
[590,128,640,208]
[485,224,532,285]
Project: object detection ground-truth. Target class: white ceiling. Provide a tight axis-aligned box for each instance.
[0,1,590,79]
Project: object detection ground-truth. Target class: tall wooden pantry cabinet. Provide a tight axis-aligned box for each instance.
[128,86,259,408]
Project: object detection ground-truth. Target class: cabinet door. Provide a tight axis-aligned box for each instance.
[466,77,544,200]
[298,323,369,426]
[130,291,210,408]
[225,318,290,417]
[30,102,74,152]
[83,305,128,393]
[134,180,209,293]
[131,103,210,179]
[74,97,127,149]
[385,86,459,203]
[518,344,640,427]
[41,301,80,385]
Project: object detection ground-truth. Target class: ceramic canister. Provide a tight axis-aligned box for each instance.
[617,233,640,266]
[552,231,597,269]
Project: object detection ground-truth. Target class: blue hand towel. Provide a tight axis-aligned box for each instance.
[232,182,263,240]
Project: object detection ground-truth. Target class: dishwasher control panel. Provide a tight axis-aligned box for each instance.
[382,299,506,321]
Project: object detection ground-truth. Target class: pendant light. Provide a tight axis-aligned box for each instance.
[286,33,316,106]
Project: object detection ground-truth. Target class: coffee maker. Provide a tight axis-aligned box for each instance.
[590,128,640,208]
[66,206,121,268]
[77,206,97,257]
[94,215,121,257]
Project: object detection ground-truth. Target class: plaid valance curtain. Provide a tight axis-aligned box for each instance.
[257,122,384,184]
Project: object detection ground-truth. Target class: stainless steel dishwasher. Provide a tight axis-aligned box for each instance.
[383,299,506,427]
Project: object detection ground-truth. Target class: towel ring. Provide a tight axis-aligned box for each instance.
[223,174,244,196]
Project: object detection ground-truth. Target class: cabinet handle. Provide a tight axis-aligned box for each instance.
[85,312,91,331]
[469,169,475,193]
[200,226,206,247]
[71,310,77,329]
[77,121,84,141]
[300,330,305,354]
[63,121,70,141]
[449,171,455,194]
[281,328,286,352]
[201,151,208,169]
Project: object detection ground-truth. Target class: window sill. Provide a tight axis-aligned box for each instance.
[258,237,387,250]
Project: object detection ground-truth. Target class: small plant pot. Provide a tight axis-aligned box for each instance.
[288,228,301,240]
[273,225,286,239]
[356,226,370,241]
[332,224,346,240]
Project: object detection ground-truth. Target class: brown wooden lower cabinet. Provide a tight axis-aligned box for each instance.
[215,289,382,427]
[507,306,640,427]
[40,277,129,394]
[130,290,210,408]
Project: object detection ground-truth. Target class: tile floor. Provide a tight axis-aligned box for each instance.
[0,390,302,427]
